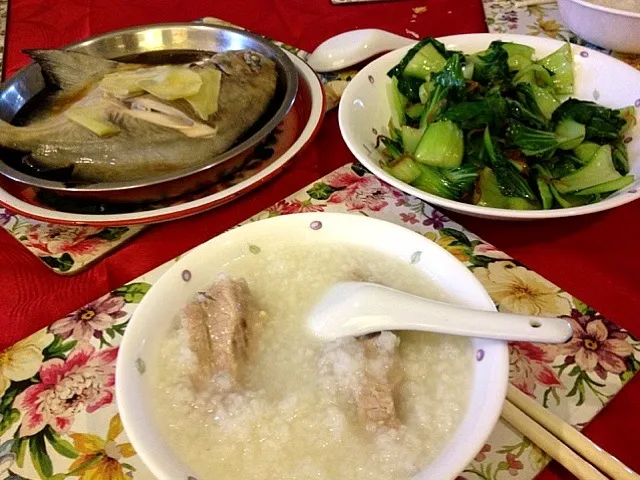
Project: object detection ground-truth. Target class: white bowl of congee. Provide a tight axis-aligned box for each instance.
[115,212,510,480]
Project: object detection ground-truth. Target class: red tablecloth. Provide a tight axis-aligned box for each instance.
[1,1,639,478]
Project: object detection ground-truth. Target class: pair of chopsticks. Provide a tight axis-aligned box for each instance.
[502,385,640,480]
[514,0,557,8]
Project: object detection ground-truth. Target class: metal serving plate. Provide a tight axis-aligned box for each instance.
[0,23,298,194]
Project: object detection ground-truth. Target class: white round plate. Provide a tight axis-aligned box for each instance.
[116,212,509,480]
[339,33,640,220]
[0,52,325,226]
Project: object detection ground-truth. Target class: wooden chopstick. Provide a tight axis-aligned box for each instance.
[503,385,640,480]
[514,0,557,8]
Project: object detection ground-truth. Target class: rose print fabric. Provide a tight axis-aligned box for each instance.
[1,162,638,480]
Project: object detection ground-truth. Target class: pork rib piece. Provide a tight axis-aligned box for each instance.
[356,332,402,431]
[181,276,258,390]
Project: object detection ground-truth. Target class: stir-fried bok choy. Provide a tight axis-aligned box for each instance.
[378,37,637,210]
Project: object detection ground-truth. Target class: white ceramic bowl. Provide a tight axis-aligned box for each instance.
[339,33,640,220]
[558,0,640,54]
[116,212,509,480]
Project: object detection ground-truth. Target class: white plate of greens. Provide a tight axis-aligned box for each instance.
[338,33,639,220]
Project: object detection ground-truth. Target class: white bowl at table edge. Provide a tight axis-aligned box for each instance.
[115,212,509,480]
[338,33,640,221]
[557,0,640,54]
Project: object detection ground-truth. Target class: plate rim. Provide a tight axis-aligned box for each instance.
[338,32,640,220]
[0,51,326,226]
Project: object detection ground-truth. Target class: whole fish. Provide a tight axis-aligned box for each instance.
[0,48,278,183]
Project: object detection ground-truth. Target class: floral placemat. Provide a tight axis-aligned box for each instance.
[0,16,355,275]
[482,0,640,69]
[1,161,638,480]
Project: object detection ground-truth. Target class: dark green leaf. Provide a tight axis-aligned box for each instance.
[43,336,77,359]
[43,426,78,459]
[11,436,28,468]
[0,408,20,436]
[483,128,537,200]
[442,93,507,130]
[551,99,625,142]
[545,153,583,178]
[113,282,152,304]
[306,182,337,201]
[29,433,53,479]
[568,365,582,377]
[351,162,368,176]
[396,76,424,103]
[418,55,468,125]
[505,120,558,157]
[377,136,404,160]
[469,41,512,89]
[507,83,549,129]
[612,140,630,175]
[468,255,495,268]
[40,253,74,273]
[0,384,22,412]
[439,228,472,246]
[94,227,129,241]
[432,53,466,90]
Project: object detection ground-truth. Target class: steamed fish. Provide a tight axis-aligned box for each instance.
[0,48,278,183]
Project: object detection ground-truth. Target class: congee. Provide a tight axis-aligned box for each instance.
[150,241,474,479]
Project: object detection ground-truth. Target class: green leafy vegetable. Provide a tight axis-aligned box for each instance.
[501,42,535,71]
[552,99,626,142]
[414,120,464,168]
[401,125,425,153]
[538,43,574,95]
[442,93,507,130]
[513,64,553,88]
[387,37,450,80]
[387,77,407,128]
[411,163,475,200]
[555,118,586,150]
[506,121,558,157]
[468,41,512,89]
[378,37,635,211]
[530,84,560,119]
[383,154,422,184]
[553,145,623,193]
[483,128,537,200]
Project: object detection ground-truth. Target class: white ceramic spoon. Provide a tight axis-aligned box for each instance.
[306,29,415,72]
[307,281,573,343]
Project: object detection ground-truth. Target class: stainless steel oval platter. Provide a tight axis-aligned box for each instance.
[0,23,299,201]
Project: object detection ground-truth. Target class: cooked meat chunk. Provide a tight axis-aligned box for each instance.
[180,275,258,389]
[356,332,402,431]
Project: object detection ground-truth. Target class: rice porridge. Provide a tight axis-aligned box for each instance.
[150,242,474,479]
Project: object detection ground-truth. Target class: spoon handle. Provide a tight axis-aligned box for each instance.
[329,283,573,343]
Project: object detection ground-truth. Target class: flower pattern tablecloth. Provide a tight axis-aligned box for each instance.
[1,161,639,480]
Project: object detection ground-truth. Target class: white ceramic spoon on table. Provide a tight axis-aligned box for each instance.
[306,29,415,72]
[307,281,573,343]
